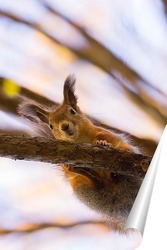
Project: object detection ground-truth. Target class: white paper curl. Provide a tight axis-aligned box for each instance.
[125,125,167,249]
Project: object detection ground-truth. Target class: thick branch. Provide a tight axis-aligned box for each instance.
[0,134,151,178]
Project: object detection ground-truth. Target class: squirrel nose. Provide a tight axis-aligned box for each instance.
[61,123,69,131]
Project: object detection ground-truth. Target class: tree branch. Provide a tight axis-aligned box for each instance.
[0,220,105,235]
[162,0,167,15]
[0,10,167,125]
[0,77,56,115]
[0,134,151,178]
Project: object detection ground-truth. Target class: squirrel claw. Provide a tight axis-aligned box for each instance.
[96,140,112,147]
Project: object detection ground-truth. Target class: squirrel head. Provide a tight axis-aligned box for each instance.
[18,75,84,141]
[49,74,83,141]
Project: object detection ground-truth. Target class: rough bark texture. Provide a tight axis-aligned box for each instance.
[0,134,151,178]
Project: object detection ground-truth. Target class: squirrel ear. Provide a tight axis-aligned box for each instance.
[18,101,49,124]
[63,74,78,109]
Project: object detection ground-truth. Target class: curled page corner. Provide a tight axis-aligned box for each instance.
[124,125,167,248]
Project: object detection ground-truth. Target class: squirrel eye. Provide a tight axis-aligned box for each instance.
[70,108,76,115]
[49,124,53,130]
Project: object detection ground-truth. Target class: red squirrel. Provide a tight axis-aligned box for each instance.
[18,75,142,230]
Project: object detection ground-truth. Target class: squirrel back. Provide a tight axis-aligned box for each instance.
[18,75,142,230]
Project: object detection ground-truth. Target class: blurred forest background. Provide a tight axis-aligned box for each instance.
[0,0,167,249]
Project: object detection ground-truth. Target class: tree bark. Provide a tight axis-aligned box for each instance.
[0,134,151,178]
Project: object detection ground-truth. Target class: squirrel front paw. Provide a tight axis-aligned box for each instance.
[96,140,112,147]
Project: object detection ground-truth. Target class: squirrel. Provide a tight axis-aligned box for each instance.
[18,75,142,230]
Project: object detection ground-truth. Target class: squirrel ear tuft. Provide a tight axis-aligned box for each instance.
[63,74,78,109]
[18,101,49,124]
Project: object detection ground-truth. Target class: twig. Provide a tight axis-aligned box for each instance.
[0,220,106,235]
